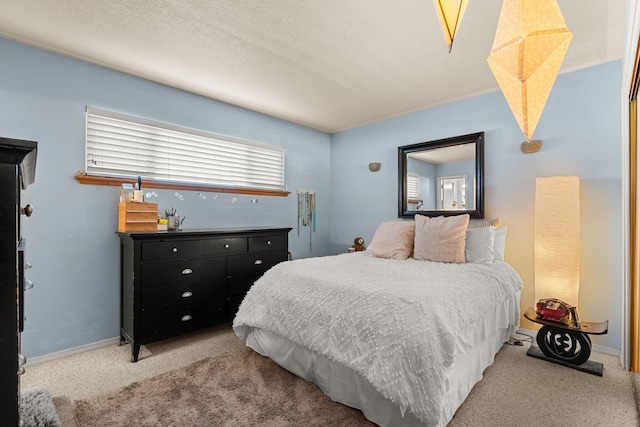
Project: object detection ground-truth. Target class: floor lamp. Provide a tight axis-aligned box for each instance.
[527,176,608,375]
[534,176,580,305]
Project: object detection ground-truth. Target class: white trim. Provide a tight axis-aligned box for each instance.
[517,328,620,357]
[24,337,121,366]
[593,343,622,357]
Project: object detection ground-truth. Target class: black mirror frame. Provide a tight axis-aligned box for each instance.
[398,132,484,219]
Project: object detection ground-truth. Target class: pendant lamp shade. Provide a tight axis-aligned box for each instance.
[487,0,572,141]
[434,0,468,52]
[534,176,580,306]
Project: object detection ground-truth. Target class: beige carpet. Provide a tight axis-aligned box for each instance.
[21,325,640,426]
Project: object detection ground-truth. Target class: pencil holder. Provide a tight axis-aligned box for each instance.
[167,216,176,231]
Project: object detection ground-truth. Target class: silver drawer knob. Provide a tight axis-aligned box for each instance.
[17,367,25,376]
[254,259,263,265]
[181,315,192,322]
[24,262,32,270]
[172,247,178,253]
[24,280,33,291]
[181,291,193,298]
[20,204,33,217]
[224,244,230,249]
[266,240,272,245]
[181,268,193,275]
[18,353,26,367]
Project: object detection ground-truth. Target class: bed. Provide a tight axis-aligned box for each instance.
[233,216,522,427]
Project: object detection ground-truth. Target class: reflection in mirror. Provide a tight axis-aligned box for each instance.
[438,175,467,210]
[398,132,484,219]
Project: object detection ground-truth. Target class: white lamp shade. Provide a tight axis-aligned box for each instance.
[487,0,572,141]
[534,176,580,306]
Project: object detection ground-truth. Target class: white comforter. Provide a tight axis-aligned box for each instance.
[233,252,522,426]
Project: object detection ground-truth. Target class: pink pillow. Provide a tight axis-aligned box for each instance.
[414,214,470,263]
[367,221,415,260]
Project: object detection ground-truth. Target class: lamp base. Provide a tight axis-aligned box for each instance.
[526,345,603,376]
[521,140,542,154]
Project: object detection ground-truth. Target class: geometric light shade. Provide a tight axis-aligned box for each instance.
[535,176,580,307]
[487,0,572,141]
[433,0,469,52]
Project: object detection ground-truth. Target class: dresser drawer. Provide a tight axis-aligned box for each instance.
[227,274,262,298]
[141,280,226,313]
[202,237,247,256]
[142,240,202,261]
[140,302,226,338]
[248,234,287,252]
[227,250,287,277]
[141,256,225,289]
[227,296,244,319]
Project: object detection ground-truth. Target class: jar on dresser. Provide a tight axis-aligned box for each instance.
[117,227,291,362]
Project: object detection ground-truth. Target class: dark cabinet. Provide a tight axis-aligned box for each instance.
[0,137,37,426]
[117,227,291,362]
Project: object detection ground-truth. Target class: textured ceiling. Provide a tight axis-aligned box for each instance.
[0,0,627,133]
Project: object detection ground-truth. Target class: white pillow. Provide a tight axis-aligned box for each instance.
[493,226,508,262]
[465,226,496,263]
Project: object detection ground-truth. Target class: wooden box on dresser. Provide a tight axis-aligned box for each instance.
[117,227,291,362]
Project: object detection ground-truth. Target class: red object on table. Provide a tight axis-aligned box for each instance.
[535,298,571,324]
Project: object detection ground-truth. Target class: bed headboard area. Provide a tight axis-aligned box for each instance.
[367,215,506,264]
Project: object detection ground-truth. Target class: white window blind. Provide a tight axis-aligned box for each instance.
[85,107,286,191]
[407,174,420,200]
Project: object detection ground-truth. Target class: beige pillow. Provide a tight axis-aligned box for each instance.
[367,221,415,260]
[414,214,470,263]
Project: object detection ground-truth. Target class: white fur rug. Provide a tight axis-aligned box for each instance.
[20,386,61,427]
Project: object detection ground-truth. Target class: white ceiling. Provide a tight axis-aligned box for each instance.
[410,142,475,164]
[0,1,627,133]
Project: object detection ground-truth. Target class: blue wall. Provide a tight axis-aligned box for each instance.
[0,38,332,357]
[331,61,623,350]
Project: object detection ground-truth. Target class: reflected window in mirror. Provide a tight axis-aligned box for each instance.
[398,132,484,219]
[407,174,421,206]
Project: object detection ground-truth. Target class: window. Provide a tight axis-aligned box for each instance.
[83,107,286,193]
[407,174,420,201]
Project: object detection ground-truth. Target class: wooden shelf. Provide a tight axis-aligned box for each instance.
[524,307,608,335]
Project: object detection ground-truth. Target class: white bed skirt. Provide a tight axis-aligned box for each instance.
[245,323,515,427]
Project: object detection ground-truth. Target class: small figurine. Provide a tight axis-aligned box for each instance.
[352,237,365,252]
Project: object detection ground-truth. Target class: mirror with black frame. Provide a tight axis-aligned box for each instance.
[398,132,484,219]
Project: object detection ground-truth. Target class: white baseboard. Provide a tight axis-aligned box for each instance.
[516,328,620,357]
[25,336,121,366]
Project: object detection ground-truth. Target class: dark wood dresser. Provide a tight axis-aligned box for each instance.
[117,227,291,362]
[0,137,37,426]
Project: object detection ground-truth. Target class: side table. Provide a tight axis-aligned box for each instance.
[524,307,608,376]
